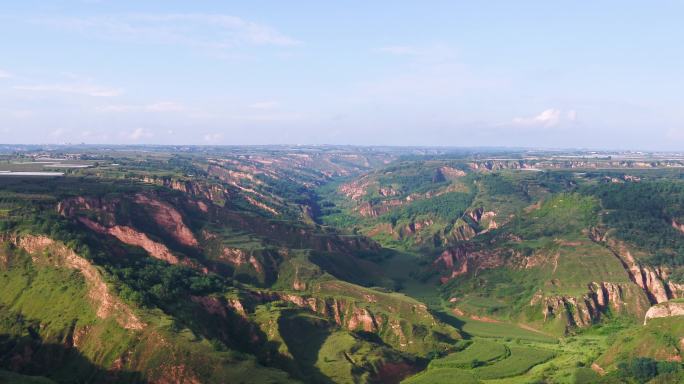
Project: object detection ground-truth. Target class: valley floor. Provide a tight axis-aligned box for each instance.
[377,252,608,383]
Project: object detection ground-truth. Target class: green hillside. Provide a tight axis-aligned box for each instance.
[1,147,684,383]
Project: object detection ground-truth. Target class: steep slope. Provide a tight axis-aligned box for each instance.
[0,153,463,383]
[0,235,294,384]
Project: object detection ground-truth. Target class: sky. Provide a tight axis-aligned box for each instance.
[1,1,683,150]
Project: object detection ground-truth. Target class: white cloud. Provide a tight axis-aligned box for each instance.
[0,109,33,119]
[511,108,577,128]
[203,132,224,142]
[248,100,280,110]
[34,13,301,50]
[0,69,11,79]
[146,101,185,112]
[50,128,67,137]
[98,101,186,113]
[126,128,153,141]
[666,128,684,140]
[14,83,122,97]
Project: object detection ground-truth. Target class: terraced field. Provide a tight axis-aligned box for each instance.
[474,345,555,379]
[402,368,479,384]
[457,317,557,343]
[405,338,555,383]
[429,340,509,369]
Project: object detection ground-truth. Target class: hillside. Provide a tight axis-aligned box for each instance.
[1,147,684,383]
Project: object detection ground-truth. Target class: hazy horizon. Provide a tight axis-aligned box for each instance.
[2,1,683,150]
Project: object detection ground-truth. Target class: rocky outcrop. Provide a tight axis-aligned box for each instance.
[469,160,534,171]
[358,200,404,218]
[57,196,119,225]
[533,281,650,331]
[244,195,279,215]
[80,217,181,265]
[60,195,207,271]
[394,219,434,239]
[11,235,144,330]
[672,219,684,234]
[347,307,380,332]
[540,296,594,328]
[378,186,400,197]
[141,175,231,206]
[468,159,684,172]
[339,177,374,201]
[220,247,264,275]
[450,222,478,242]
[644,301,684,324]
[248,290,453,353]
[616,245,669,303]
[439,166,467,179]
[589,229,680,305]
[434,246,505,283]
[133,194,199,247]
[445,208,498,243]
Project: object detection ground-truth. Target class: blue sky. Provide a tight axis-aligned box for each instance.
[1,1,683,149]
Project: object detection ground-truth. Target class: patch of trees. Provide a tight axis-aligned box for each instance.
[107,261,228,307]
[584,182,684,266]
[384,191,475,222]
[615,357,681,383]
[376,164,451,196]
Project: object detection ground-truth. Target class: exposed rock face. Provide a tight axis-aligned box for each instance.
[244,195,279,215]
[590,229,680,305]
[439,166,467,179]
[220,247,264,275]
[358,200,403,218]
[140,176,229,206]
[133,194,199,247]
[378,186,399,197]
[252,290,449,352]
[339,177,373,201]
[672,219,684,234]
[533,281,651,331]
[394,219,434,240]
[450,222,477,242]
[445,208,498,243]
[434,246,505,283]
[434,247,469,280]
[644,301,684,324]
[57,196,119,225]
[11,235,144,330]
[347,307,379,332]
[538,284,612,328]
[616,244,669,303]
[79,217,181,265]
[204,164,285,215]
[153,365,202,384]
[468,159,684,171]
[59,195,207,271]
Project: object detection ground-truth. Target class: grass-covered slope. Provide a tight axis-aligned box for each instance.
[0,153,464,383]
[3,148,684,383]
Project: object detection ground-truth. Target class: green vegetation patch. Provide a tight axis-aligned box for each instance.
[473,344,555,379]
[401,367,479,384]
[429,340,508,369]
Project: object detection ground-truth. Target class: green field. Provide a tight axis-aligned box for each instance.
[430,340,509,369]
[474,345,556,379]
[458,317,557,343]
[402,368,480,384]
[403,341,557,383]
